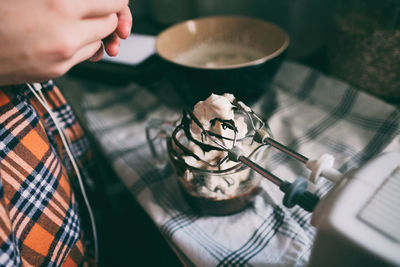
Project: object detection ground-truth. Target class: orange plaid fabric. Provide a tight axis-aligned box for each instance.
[0,81,91,266]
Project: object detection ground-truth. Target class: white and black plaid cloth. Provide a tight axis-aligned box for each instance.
[81,61,400,266]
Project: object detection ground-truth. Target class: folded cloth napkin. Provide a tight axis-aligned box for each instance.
[81,61,400,266]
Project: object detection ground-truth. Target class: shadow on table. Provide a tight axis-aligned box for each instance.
[91,148,183,267]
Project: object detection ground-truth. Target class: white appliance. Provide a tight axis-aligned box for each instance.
[309,151,400,267]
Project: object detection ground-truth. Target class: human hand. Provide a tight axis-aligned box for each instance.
[89,6,133,62]
[0,0,131,85]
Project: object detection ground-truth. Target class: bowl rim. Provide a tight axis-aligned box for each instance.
[155,15,290,70]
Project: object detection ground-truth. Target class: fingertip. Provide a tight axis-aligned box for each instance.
[118,26,131,39]
[117,7,132,39]
[104,37,120,56]
[107,46,119,57]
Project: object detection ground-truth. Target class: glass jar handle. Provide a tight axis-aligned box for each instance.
[145,118,176,167]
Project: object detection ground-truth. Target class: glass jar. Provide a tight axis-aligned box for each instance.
[165,110,272,215]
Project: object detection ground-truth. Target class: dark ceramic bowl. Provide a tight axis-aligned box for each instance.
[155,16,290,106]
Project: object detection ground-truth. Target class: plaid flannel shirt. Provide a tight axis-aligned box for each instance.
[0,81,91,266]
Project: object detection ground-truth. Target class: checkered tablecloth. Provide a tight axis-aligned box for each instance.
[80,61,400,266]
